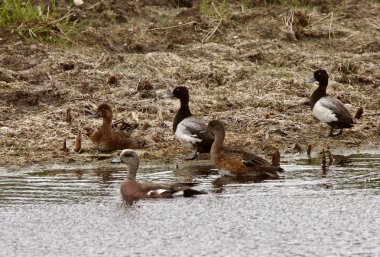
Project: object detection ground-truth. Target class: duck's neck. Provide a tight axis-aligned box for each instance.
[173,99,192,132]
[310,82,328,109]
[101,117,112,129]
[126,161,139,180]
[210,130,225,162]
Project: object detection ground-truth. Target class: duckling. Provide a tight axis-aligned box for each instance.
[307,69,355,136]
[164,86,214,160]
[90,103,143,152]
[112,149,205,203]
[207,120,283,178]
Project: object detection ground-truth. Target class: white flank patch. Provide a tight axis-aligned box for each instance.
[172,191,184,196]
[148,189,168,196]
[219,169,235,176]
[313,100,338,123]
[73,0,84,6]
[175,126,202,149]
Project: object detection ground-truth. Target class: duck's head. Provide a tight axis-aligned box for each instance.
[207,120,225,136]
[112,149,139,180]
[163,86,189,102]
[307,69,329,86]
[95,103,113,120]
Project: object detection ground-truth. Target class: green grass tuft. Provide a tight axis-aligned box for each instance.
[0,0,78,44]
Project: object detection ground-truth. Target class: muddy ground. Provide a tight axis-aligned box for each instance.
[0,0,379,168]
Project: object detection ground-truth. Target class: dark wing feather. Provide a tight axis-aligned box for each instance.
[224,147,272,167]
[181,117,214,152]
[319,96,354,124]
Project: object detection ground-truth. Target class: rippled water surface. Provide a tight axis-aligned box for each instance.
[1,152,379,257]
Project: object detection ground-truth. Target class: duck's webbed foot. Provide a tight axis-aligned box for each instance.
[185,151,199,160]
[329,128,343,137]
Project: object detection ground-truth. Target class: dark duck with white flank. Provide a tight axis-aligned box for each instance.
[112,149,205,204]
[207,120,283,178]
[164,86,214,160]
[307,69,355,136]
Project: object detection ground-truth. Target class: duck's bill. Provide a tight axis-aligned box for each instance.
[111,157,122,163]
[91,112,100,118]
[306,77,316,84]
[162,92,175,99]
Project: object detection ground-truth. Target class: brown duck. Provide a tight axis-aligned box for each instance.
[89,103,143,152]
[112,149,205,204]
[207,120,284,178]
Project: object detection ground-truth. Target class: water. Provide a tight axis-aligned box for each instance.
[0,152,379,257]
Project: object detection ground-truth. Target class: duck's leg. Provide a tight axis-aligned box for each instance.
[185,151,198,160]
[329,127,343,137]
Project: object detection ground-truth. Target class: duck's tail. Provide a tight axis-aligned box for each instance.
[271,149,285,173]
[172,188,207,197]
[354,107,364,120]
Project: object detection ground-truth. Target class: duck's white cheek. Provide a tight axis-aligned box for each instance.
[313,101,338,123]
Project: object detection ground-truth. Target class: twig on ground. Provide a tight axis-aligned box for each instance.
[211,2,222,19]
[148,21,196,31]
[202,18,222,44]
[328,12,334,40]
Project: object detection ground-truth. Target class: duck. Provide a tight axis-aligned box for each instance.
[89,103,143,152]
[207,120,283,178]
[307,69,355,136]
[164,86,214,160]
[112,149,205,203]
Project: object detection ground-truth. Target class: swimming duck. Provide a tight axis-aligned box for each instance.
[307,69,355,136]
[89,103,143,152]
[207,120,283,178]
[112,149,205,203]
[164,86,214,160]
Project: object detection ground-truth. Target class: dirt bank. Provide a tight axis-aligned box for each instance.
[0,0,379,168]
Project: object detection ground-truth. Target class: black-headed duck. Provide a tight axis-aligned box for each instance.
[90,103,143,152]
[164,86,214,160]
[113,149,205,203]
[307,69,355,136]
[207,120,283,178]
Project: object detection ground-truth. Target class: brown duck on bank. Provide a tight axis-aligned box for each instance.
[112,149,205,203]
[207,120,283,178]
[307,69,358,136]
[89,103,143,152]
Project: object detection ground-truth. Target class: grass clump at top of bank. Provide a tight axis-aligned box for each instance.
[0,0,78,44]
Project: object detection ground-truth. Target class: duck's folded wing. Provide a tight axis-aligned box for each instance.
[319,96,354,123]
[180,117,214,142]
[224,148,272,167]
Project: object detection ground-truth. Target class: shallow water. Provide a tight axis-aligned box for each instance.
[0,152,379,257]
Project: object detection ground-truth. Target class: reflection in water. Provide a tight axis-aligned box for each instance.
[0,153,379,256]
[212,175,279,188]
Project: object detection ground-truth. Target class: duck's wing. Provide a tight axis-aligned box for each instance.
[318,96,354,124]
[224,148,272,167]
[176,117,214,149]
[141,182,204,198]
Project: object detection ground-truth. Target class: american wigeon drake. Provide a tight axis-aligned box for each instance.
[113,149,205,203]
[207,120,283,178]
[89,103,143,152]
[307,69,355,136]
[164,86,214,160]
